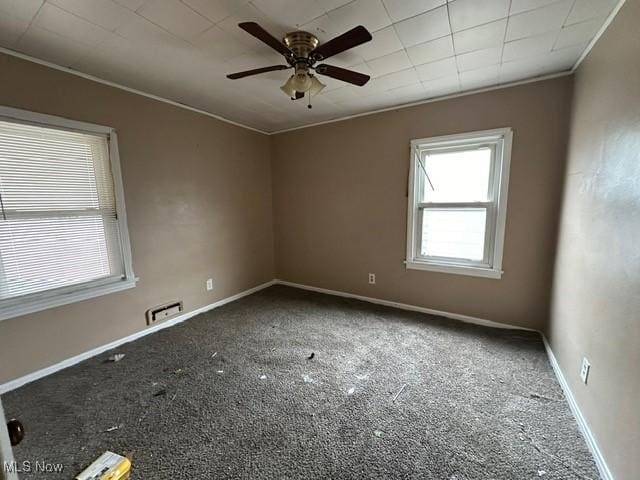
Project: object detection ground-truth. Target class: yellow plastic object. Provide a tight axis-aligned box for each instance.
[101,457,131,480]
[75,451,131,480]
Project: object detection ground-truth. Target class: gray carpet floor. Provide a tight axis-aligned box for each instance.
[3,285,599,479]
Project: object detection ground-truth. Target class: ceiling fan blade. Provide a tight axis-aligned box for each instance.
[310,26,372,61]
[315,64,370,86]
[295,91,305,100]
[227,65,290,79]
[238,22,293,57]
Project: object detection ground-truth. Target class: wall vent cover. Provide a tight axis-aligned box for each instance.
[146,301,183,325]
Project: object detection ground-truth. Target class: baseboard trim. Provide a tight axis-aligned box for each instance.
[274,279,535,331]
[541,336,613,480]
[0,280,276,394]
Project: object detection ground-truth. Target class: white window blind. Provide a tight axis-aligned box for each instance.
[0,108,135,320]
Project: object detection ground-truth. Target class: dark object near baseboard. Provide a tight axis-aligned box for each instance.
[7,418,24,446]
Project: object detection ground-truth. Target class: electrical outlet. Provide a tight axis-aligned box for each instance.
[206,278,213,291]
[368,273,376,285]
[580,357,591,384]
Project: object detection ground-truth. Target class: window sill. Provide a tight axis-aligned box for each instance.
[0,277,138,322]
[405,260,503,279]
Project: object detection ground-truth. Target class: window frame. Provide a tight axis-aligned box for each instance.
[0,106,136,321]
[405,128,512,279]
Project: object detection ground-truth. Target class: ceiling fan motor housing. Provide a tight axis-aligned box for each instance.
[283,31,320,65]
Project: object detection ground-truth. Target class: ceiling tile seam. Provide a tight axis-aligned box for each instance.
[30,2,120,55]
[15,1,46,46]
[111,0,140,13]
[513,0,568,15]
[551,14,606,52]
[126,9,205,47]
[499,41,580,69]
[132,2,148,13]
[375,2,422,86]
[445,1,461,81]
[388,11,408,55]
[380,0,445,25]
[273,0,382,35]
[42,1,120,34]
[301,0,537,43]
[509,0,548,16]
[25,25,102,54]
[43,0,199,52]
[312,0,358,20]
[380,17,541,68]
[503,0,571,43]
[562,1,608,27]
[512,0,570,18]
[176,0,216,25]
[452,16,508,38]
[248,0,344,29]
[125,9,267,68]
[363,49,406,77]
[477,5,570,45]
[498,1,513,69]
[571,0,626,71]
[379,0,393,22]
[550,0,578,52]
[384,0,572,34]
[449,0,576,37]
[366,6,532,68]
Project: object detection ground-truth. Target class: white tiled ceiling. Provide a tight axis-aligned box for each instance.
[0,0,620,132]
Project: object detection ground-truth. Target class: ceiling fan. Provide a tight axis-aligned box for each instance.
[226,22,372,107]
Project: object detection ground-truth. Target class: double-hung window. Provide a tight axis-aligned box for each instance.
[0,106,135,321]
[406,128,512,279]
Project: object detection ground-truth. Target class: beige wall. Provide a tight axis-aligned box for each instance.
[0,53,274,384]
[548,2,640,479]
[272,77,572,330]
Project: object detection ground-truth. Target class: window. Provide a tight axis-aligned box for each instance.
[0,106,135,321]
[406,128,512,279]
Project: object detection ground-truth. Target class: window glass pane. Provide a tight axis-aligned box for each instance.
[421,208,486,261]
[421,147,492,202]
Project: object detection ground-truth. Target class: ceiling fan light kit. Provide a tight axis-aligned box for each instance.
[281,70,326,98]
[227,22,372,109]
